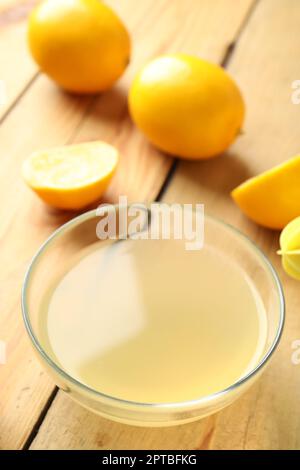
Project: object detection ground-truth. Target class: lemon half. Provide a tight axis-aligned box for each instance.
[278,216,300,280]
[22,141,119,210]
[232,154,300,229]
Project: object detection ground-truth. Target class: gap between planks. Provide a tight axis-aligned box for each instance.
[0,71,39,126]
[22,387,58,451]
[24,0,261,450]
[155,0,261,203]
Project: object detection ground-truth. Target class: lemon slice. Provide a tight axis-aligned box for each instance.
[231,154,300,229]
[22,141,119,210]
[278,216,300,280]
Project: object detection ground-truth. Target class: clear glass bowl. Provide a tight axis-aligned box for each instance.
[22,208,285,426]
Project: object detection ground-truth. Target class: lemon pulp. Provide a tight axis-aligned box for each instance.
[22,141,119,210]
[279,216,300,280]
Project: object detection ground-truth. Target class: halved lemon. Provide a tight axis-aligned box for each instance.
[278,216,300,280]
[22,141,119,210]
[231,154,300,229]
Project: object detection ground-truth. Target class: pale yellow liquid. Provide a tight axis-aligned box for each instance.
[39,238,267,403]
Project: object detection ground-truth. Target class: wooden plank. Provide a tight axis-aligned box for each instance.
[0,0,39,120]
[30,393,221,450]
[161,0,300,450]
[20,0,258,450]
[30,0,300,450]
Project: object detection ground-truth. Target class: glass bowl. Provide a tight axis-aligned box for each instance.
[22,207,285,426]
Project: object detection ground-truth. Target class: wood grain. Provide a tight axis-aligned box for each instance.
[0,0,39,120]
[164,0,300,450]
[30,0,300,450]
[20,0,265,450]
[0,0,256,451]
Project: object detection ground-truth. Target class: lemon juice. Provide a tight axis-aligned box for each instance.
[39,237,267,404]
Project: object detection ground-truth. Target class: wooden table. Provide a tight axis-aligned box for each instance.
[1,0,300,450]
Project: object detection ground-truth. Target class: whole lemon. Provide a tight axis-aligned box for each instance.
[28,0,131,93]
[129,54,245,159]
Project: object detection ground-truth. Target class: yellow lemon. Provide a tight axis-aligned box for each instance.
[278,217,300,280]
[28,0,130,93]
[22,141,119,210]
[128,53,245,159]
[232,154,300,230]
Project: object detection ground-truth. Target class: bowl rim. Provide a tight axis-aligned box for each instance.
[21,207,285,411]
